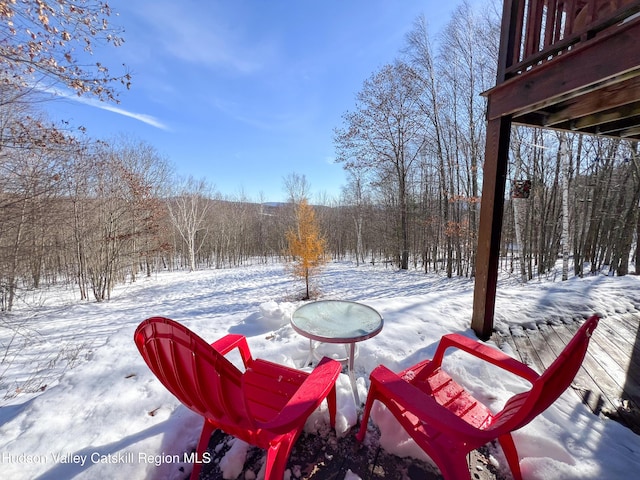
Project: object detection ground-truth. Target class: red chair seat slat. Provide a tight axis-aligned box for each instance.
[242,360,308,423]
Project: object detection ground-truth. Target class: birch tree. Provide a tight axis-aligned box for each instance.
[404,15,452,274]
[559,134,571,281]
[341,171,370,266]
[167,177,213,272]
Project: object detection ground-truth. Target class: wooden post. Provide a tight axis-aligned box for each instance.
[471,116,512,339]
[471,0,519,339]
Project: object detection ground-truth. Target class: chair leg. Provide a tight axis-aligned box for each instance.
[263,443,283,480]
[190,419,216,480]
[498,433,523,480]
[263,434,297,480]
[436,451,473,480]
[327,384,337,428]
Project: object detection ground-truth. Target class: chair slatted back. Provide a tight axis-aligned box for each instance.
[491,315,599,433]
[134,317,251,429]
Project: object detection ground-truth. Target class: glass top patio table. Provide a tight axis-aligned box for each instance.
[291,300,383,404]
[291,300,383,342]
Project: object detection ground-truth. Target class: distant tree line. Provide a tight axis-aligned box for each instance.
[1,1,639,311]
[2,126,637,311]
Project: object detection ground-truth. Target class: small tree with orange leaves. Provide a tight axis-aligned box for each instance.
[285,199,327,300]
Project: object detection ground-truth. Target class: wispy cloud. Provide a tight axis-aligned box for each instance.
[43,86,170,130]
[74,97,170,131]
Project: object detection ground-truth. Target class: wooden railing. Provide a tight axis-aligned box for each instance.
[500,0,640,79]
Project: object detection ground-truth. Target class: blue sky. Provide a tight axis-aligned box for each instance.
[45,0,472,203]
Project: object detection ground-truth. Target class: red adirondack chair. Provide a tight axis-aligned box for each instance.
[357,315,599,480]
[134,317,342,480]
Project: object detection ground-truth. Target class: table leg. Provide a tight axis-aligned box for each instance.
[348,342,359,405]
[300,338,314,368]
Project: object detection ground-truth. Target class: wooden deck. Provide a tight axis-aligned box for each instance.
[491,314,640,435]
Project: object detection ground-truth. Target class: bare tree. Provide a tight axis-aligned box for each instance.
[0,109,78,309]
[0,1,132,305]
[341,170,371,266]
[559,134,571,281]
[167,176,214,272]
[403,15,453,275]
[283,172,312,205]
[335,61,428,270]
[108,136,172,279]
[0,0,129,103]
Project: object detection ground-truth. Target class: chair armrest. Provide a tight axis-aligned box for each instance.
[426,333,539,384]
[251,357,342,434]
[211,334,253,368]
[371,365,489,441]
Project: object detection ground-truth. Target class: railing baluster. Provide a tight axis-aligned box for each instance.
[501,0,640,79]
[513,0,527,66]
[524,0,542,57]
[543,0,558,49]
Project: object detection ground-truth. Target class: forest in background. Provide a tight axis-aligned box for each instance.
[1,2,639,311]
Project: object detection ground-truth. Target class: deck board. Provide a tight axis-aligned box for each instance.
[493,314,640,435]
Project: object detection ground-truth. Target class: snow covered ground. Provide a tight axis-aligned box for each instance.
[0,261,639,479]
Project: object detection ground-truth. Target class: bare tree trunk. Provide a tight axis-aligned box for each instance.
[636,208,640,275]
[560,135,571,280]
[5,200,26,311]
[513,197,527,282]
[72,198,89,300]
[611,145,640,275]
[512,130,528,282]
